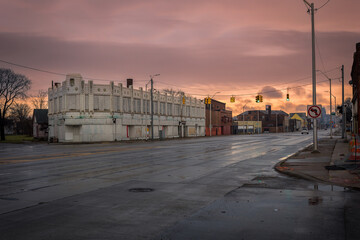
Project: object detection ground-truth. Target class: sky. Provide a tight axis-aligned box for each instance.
[0,0,359,116]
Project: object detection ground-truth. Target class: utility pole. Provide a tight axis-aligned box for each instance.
[149,74,160,140]
[304,0,318,152]
[330,78,333,139]
[342,65,345,139]
[150,78,154,140]
[257,109,260,134]
[209,96,212,137]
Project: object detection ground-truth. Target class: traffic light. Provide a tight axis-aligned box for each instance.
[259,95,263,102]
[182,96,186,104]
[208,98,211,104]
[230,96,235,103]
[256,95,259,103]
[204,98,208,104]
[286,94,290,101]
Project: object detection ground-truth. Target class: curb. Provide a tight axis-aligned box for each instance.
[274,143,360,190]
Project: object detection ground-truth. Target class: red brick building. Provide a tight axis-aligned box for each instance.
[237,106,288,133]
[205,99,232,136]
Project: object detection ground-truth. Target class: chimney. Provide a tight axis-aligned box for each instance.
[127,78,133,88]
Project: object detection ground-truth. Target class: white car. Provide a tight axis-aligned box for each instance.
[301,128,309,134]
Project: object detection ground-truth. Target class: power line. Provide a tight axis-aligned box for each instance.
[0,59,125,83]
[316,0,330,10]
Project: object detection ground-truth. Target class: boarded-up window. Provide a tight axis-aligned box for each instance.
[103,96,110,111]
[167,103,172,115]
[67,95,77,110]
[134,99,141,113]
[174,104,180,116]
[85,95,89,110]
[94,95,99,110]
[59,96,62,111]
[54,98,58,113]
[113,96,119,111]
[123,97,130,112]
[160,102,165,115]
[154,102,158,114]
[144,100,150,113]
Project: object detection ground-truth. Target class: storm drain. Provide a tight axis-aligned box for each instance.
[128,188,154,193]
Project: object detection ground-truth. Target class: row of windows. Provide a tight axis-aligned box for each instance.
[50,96,204,117]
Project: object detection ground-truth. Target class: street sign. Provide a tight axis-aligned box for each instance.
[307,105,322,119]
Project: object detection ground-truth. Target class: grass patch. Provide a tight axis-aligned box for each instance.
[1,135,34,143]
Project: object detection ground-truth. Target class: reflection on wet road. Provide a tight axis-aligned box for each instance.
[1,132,358,239]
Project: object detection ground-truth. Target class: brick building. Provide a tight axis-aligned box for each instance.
[236,106,289,133]
[205,99,232,136]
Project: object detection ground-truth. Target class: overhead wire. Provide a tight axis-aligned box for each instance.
[0,58,342,101]
[316,0,330,10]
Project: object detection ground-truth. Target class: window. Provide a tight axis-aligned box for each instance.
[167,103,172,115]
[70,78,75,86]
[160,102,165,115]
[174,104,180,116]
[134,99,141,113]
[123,97,130,112]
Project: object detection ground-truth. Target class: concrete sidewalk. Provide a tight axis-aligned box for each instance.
[275,137,360,190]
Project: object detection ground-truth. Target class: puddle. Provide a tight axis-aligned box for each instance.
[307,184,346,192]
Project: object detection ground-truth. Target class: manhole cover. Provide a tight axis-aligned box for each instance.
[128,188,154,192]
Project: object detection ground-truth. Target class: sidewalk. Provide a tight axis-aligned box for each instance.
[275,137,360,190]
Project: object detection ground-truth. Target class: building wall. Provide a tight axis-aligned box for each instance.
[204,100,232,136]
[48,74,205,142]
[234,121,262,134]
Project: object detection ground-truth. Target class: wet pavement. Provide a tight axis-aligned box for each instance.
[1,131,360,239]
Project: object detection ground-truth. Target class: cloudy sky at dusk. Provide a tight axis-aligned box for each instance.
[0,0,359,115]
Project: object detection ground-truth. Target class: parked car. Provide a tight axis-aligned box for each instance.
[301,128,309,134]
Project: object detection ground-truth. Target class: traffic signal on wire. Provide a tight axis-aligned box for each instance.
[259,95,263,102]
[286,94,290,101]
[256,95,259,103]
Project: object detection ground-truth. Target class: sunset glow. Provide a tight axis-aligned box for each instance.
[0,0,358,115]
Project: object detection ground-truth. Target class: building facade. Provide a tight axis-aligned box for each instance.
[205,99,232,136]
[33,109,48,139]
[351,42,360,134]
[48,74,206,142]
[237,107,289,133]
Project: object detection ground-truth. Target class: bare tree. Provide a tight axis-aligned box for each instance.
[162,88,185,96]
[9,103,31,122]
[0,68,31,140]
[31,89,48,109]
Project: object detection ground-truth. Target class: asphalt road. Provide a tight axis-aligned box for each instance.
[1,131,359,239]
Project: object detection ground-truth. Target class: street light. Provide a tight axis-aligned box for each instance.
[303,0,318,152]
[318,70,334,139]
[149,74,160,140]
[209,92,220,137]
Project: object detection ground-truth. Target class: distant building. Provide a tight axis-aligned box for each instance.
[289,113,307,131]
[48,74,205,142]
[33,109,48,139]
[205,99,232,136]
[236,106,288,133]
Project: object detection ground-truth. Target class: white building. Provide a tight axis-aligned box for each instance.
[48,74,206,142]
